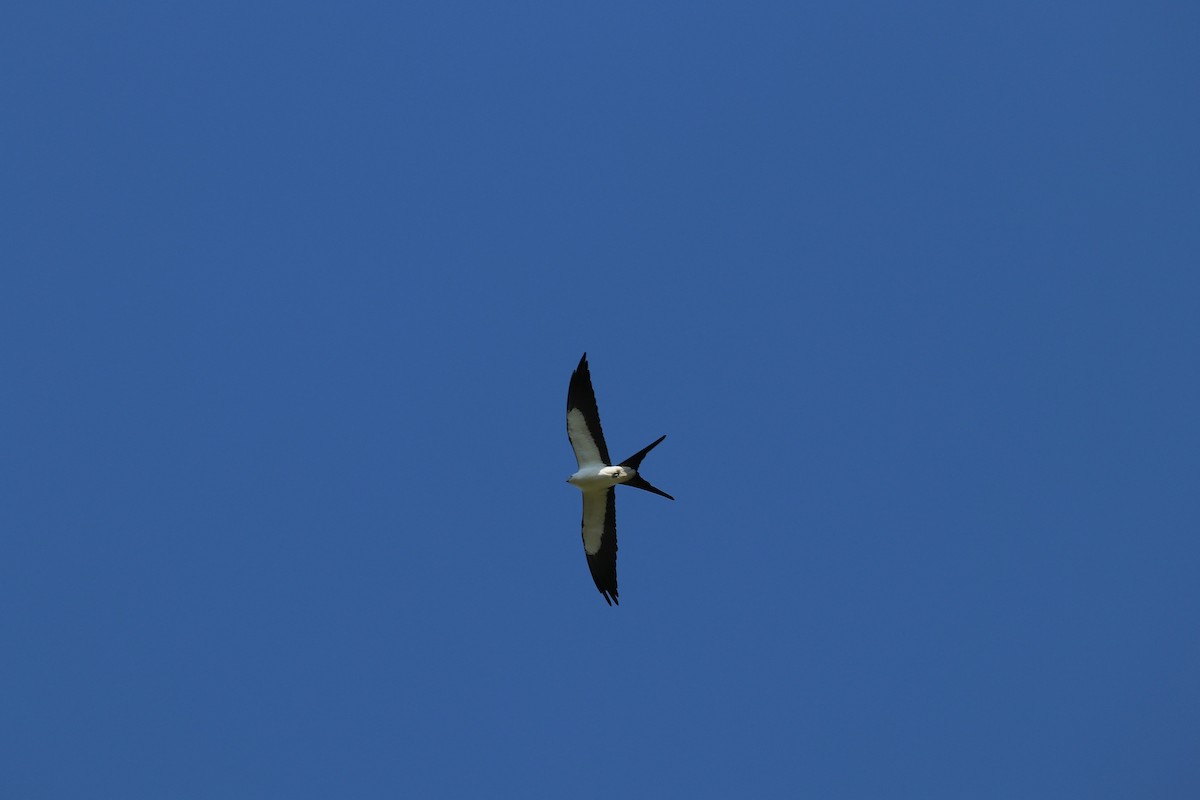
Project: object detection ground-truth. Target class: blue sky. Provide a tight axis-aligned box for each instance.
[2,1,1198,797]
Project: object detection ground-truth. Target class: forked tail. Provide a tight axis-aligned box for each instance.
[619,435,674,500]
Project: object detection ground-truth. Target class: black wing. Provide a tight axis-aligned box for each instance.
[566,353,611,467]
[582,488,618,605]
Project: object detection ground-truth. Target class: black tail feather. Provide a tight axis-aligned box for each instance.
[619,436,673,500]
[625,474,674,501]
[619,435,666,470]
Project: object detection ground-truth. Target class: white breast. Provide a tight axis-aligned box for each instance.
[568,464,637,491]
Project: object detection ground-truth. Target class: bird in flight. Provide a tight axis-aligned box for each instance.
[566,353,673,605]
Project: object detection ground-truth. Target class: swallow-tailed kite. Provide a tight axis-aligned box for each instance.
[566,353,673,605]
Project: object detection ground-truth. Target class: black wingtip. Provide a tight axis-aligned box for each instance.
[572,353,589,377]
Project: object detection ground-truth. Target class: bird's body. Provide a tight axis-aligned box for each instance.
[567,464,635,491]
[565,353,673,605]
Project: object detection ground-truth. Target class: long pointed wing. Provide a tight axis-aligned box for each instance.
[567,353,611,468]
[581,488,618,605]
